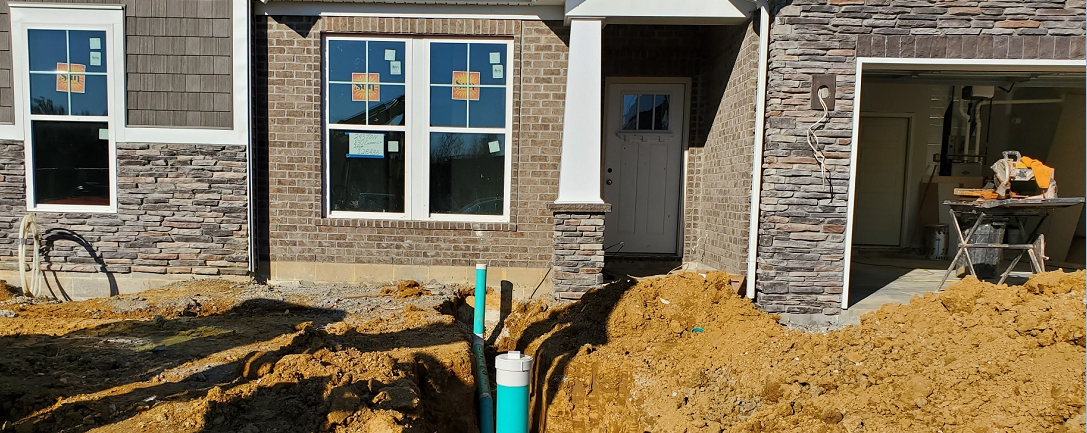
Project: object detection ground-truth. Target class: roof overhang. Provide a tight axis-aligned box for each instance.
[255,0,756,24]
[564,0,755,25]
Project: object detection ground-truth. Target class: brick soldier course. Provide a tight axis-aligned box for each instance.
[757,0,1085,319]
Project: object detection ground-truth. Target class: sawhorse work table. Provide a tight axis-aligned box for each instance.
[938,197,1085,291]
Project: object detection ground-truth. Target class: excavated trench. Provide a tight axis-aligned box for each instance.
[1,270,1084,432]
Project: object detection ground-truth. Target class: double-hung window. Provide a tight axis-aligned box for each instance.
[324,37,512,222]
[12,5,123,213]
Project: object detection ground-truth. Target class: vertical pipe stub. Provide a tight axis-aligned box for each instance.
[495,351,532,433]
[474,263,488,337]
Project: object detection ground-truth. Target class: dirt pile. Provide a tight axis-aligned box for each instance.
[497,270,1086,433]
[0,281,476,433]
[382,280,433,299]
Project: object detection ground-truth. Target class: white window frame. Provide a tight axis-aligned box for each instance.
[10,4,125,214]
[323,36,514,223]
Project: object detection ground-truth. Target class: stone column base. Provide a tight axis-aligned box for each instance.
[549,202,611,299]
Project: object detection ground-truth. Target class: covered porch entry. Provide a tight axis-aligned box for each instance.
[549,0,760,295]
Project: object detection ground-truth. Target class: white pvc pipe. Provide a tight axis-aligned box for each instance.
[745,0,770,299]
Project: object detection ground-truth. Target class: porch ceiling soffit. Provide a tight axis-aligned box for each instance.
[564,0,755,25]
[254,0,566,19]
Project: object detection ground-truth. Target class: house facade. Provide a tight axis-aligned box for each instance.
[0,0,252,298]
[0,0,1082,323]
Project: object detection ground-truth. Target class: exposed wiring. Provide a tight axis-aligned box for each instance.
[17,214,42,298]
[807,87,831,185]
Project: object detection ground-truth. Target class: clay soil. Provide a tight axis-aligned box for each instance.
[0,280,477,433]
[497,271,1087,433]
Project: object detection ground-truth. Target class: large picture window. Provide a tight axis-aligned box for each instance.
[324,37,512,222]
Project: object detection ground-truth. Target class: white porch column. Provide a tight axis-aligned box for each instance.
[555,18,604,204]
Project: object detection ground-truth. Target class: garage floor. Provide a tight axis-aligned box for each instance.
[842,252,1065,326]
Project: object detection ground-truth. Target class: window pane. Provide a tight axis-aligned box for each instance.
[329,130,406,213]
[430,86,467,127]
[468,87,505,128]
[638,94,654,131]
[653,94,669,130]
[430,43,468,85]
[27,29,67,72]
[70,74,108,116]
[367,40,405,84]
[429,132,504,215]
[29,73,69,115]
[328,83,368,125]
[67,30,107,74]
[621,94,638,130]
[367,84,405,126]
[32,120,109,206]
[469,43,506,86]
[327,40,368,82]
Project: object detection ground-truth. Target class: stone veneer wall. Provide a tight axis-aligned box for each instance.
[758,0,1086,318]
[683,22,760,275]
[550,203,609,298]
[256,17,568,278]
[0,140,249,284]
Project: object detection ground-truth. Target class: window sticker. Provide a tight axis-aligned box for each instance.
[347,132,385,158]
[492,65,503,80]
[55,63,85,93]
[488,140,501,154]
[390,61,401,76]
[388,141,399,152]
[451,71,480,101]
[384,49,396,61]
[89,52,101,67]
[351,73,380,102]
[489,52,501,64]
[89,37,101,50]
[98,128,109,140]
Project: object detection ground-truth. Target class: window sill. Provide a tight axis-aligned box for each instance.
[315,218,516,232]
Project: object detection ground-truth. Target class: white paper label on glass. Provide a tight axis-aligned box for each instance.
[489,52,501,64]
[385,49,396,61]
[89,38,101,50]
[390,61,401,76]
[488,140,501,154]
[492,65,503,80]
[348,133,385,158]
[388,141,400,152]
[89,52,102,67]
[98,128,109,140]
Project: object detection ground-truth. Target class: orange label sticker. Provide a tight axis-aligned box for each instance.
[55,63,86,93]
[451,71,480,101]
[350,73,380,101]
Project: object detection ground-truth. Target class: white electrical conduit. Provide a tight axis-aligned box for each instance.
[806,89,831,185]
[745,0,771,299]
[972,96,1066,155]
[17,214,42,298]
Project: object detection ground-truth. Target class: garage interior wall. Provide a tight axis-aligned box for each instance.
[856,79,1086,266]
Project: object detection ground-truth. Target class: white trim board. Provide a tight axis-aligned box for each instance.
[256,1,564,20]
[2,1,251,146]
[841,56,1087,310]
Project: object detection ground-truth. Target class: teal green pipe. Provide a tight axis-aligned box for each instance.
[474,264,487,337]
[496,384,529,433]
[495,351,532,433]
[473,336,495,433]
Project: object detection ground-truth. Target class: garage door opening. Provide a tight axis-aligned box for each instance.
[844,60,1086,319]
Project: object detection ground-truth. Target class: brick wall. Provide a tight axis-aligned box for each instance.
[0,0,234,129]
[759,0,1086,316]
[256,16,567,271]
[0,141,248,276]
[683,23,760,274]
